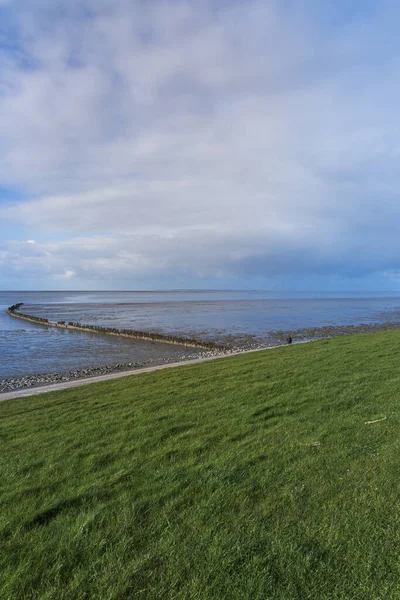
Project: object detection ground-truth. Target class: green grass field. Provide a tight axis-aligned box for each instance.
[2,331,400,599]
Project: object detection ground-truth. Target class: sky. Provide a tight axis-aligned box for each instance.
[1,0,400,291]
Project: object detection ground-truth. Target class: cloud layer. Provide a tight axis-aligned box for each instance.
[1,0,400,289]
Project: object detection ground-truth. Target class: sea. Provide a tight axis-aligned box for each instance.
[2,290,400,379]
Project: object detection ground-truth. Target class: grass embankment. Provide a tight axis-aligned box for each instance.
[1,332,400,599]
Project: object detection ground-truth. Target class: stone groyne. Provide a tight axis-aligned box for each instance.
[7,303,227,351]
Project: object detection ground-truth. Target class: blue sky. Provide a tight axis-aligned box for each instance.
[1,0,400,290]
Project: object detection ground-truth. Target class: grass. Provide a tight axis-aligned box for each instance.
[1,331,400,599]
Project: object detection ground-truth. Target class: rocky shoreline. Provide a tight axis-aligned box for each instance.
[2,319,400,394]
[0,344,261,394]
[273,320,400,342]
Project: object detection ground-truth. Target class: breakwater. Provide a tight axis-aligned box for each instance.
[7,304,227,351]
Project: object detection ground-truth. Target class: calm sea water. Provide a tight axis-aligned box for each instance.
[2,290,400,379]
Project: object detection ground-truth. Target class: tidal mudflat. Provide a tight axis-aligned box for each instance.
[2,290,400,391]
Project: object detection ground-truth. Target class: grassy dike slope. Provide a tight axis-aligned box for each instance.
[1,332,400,599]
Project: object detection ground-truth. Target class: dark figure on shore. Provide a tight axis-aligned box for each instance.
[286,336,293,344]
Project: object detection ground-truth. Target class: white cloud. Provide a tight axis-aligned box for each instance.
[1,1,400,287]
[64,269,75,279]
